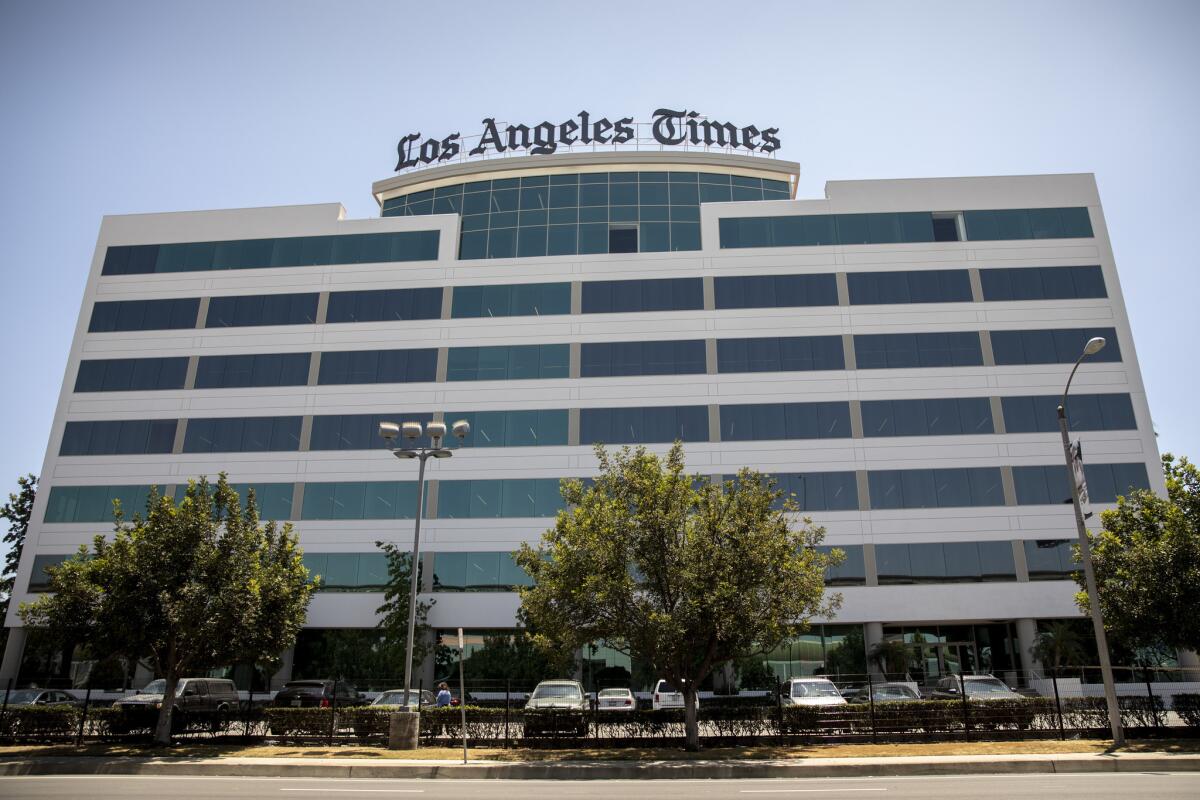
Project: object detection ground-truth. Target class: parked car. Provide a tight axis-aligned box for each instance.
[929,674,1023,701]
[782,677,847,706]
[272,680,363,708]
[651,679,700,711]
[849,683,922,703]
[596,688,636,712]
[371,689,436,709]
[113,678,239,731]
[523,680,588,737]
[2,689,81,707]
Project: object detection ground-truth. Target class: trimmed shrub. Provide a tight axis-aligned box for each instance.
[0,705,80,741]
[1173,694,1200,727]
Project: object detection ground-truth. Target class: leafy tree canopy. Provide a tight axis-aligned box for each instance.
[0,474,37,653]
[20,474,312,744]
[1077,453,1200,653]
[516,443,840,749]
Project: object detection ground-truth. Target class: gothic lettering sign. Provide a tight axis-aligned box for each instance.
[394,108,781,172]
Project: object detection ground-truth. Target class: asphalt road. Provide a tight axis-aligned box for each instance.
[1,773,1198,799]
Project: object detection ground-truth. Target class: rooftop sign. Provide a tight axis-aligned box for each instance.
[394,108,781,173]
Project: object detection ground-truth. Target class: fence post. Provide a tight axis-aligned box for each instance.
[504,678,510,749]
[75,676,93,746]
[959,675,971,741]
[1,678,11,716]
[246,683,255,739]
[776,681,784,739]
[328,678,337,747]
[866,672,877,744]
[1052,673,1064,740]
[1144,667,1159,728]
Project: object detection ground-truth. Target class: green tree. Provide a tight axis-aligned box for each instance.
[374,541,435,681]
[20,475,312,745]
[0,474,37,653]
[733,655,778,690]
[824,626,868,678]
[1076,453,1200,653]
[516,443,840,751]
[868,639,913,678]
[1030,620,1087,676]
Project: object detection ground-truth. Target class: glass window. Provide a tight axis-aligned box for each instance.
[43,485,156,523]
[1024,540,1076,580]
[195,353,311,389]
[325,288,441,323]
[89,298,199,332]
[317,348,437,385]
[437,479,563,518]
[714,274,838,309]
[861,397,993,437]
[1002,393,1136,433]
[868,468,1005,509]
[310,412,434,450]
[59,419,177,456]
[205,293,318,327]
[74,357,188,392]
[716,336,845,373]
[990,327,1121,365]
[581,340,706,377]
[446,344,569,381]
[817,545,865,586]
[581,278,703,313]
[878,541,1014,584]
[847,270,972,305]
[444,409,568,448]
[182,416,302,453]
[450,282,570,318]
[580,405,709,444]
[964,208,1093,241]
[981,265,1107,301]
[775,472,859,511]
[720,402,851,441]
[854,332,983,369]
[300,482,418,520]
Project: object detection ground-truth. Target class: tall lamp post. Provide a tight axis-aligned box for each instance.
[1058,336,1124,746]
[378,418,471,711]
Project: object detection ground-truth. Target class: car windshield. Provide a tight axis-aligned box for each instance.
[794,681,839,698]
[531,684,581,700]
[656,682,678,693]
[878,687,916,699]
[965,679,1011,694]
[376,692,415,705]
[5,690,41,703]
[598,689,629,698]
[139,679,184,696]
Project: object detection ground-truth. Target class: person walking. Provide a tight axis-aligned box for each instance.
[436,682,452,707]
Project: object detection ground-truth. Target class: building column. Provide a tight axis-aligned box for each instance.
[1177,648,1200,681]
[270,647,294,690]
[0,627,27,685]
[1015,618,1043,682]
[864,622,884,679]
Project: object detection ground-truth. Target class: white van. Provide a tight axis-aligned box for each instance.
[782,677,847,706]
[651,679,700,711]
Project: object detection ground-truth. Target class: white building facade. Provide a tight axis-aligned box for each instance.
[0,148,1178,690]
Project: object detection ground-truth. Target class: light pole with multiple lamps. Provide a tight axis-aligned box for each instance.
[1057,336,1125,746]
[378,417,471,723]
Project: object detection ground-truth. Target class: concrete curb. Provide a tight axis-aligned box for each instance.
[1,752,1198,780]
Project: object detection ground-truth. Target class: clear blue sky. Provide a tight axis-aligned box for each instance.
[1,0,1197,516]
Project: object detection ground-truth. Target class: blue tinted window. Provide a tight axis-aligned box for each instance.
[717,336,845,373]
[310,412,435,450]
[719,212,935,248]
[775,472,859,511]
[173,481,295,521]
[27,554,74,593]
[980,266,1107,301]
[714,274,838,309]
[432,551,532,591]
[206,293,319,327]
[101,231,439,275]
[195,353,311,388]
[868,467,1004,509]
[318,349,437,384]
[1013,462,1150,505]
[877,541,1016,584]
[74,357,188,392]
[581,340,706,377]
[182,416,302,452]
[582,278,703,313]
[861,398,993,437]
[720,402,851,441]
[446,344,570,381]
[437,479,563,518]
[89,298,199,332]
[300,481,419,520]
[1024,540,1076,580]
[43,485,156,523]
[1002,393,1136,433]
[848,270,972,305]
[964,208,1093,241]
[580,406,709,444]
[451,283,570,318]
[449,409,569,447]
[990,327,1121,365]
[818,545,865,585]
[59,419,177,456]
[302,552,390,592]
[324,288,441,323]
[854,332,983,369]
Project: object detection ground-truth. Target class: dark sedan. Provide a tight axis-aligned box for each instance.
[2,689,81,707]
[272,680,362,708]
[850,683,922,703]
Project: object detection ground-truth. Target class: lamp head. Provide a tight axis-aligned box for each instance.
[401,421,424,440]
[451,419,471,441]
[425,420,448,447]
[1084,337,1106,356]
[378,421,400,441]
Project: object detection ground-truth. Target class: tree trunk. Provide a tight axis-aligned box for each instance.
[683,682,700,752]
[153,670,179,746]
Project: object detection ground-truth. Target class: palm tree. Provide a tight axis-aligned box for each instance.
[1030,621,1086,677]
[868,639,913,678]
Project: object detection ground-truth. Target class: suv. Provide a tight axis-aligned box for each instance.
[782,677,847,706]
[113,678,239,731]
[523,680,588,737]
[930,674,1022,701]
[272,679,362,708]
[651,679,700,711]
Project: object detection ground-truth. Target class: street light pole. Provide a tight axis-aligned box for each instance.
[379,419,471,710]
[1057,336,1124,746]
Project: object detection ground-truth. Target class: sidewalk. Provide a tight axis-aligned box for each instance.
[1,751,1199,779]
